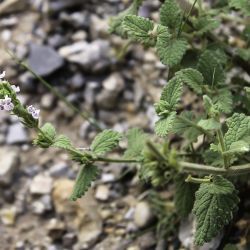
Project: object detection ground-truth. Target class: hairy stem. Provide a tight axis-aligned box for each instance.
[178,115,213,137]
[7,50,102,131]
[216,129,229,169]
[95,157,140,163]
[185,174,211,184]
[146,141,167,161]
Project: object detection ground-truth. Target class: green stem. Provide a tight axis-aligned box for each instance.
[95,157,140,163]
[7,50,102,131]
[178,0,199,36]
[185,174,211,184]
[146,141,167,162]
[216,129,229,169]
[178,115,213,137]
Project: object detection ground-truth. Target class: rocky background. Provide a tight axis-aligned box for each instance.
[0,0,249,250]
[0,0,170,249]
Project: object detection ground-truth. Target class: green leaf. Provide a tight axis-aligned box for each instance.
[194,16,220,35]
[224,113,250,150]
[176,68,204,94]
[155,112,176,137]
[174,175,198,218]
[90,129,122,156]
[246,87,250,100]
[197,118,221,131]
[173,111,203,142]
[53,135,72,150]
[213,89,233,114]
[122,15,157,46]
[70,164,99,201]
[33,123,56,148]
[229,0,250,16]
[156,37,188,67]
[109,0,144,37]
[160,0,182,30]
[223,140,250,156]
[197,50,225,86]
[236,48,250,61]
[160,76,183,111]
[193,176,239,246]
[123,128,147,160]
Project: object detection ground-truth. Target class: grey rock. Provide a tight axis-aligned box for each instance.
[58,40,111,72]
[49,162,69,177]
[47,218,66,241]
[138,231,156,249]
[31,195,52,214]
[30,174,53,195]
[96,73,125,109]
[6,123,29,144]
[63,233,77,248]
[133,201,154,228]
[28,43,64,76]
[41,93,56,110]
[48,34,67,49]
[68,73,86,90]
[60,11,89,28]
[0,147,19,185]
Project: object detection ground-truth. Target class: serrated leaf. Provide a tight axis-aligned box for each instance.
[213,89,233,114]
[193,176,239,246]
[156,37,188,67]
[174,175,198,218]
[176,68,204,94]
[155,112,176,137]
[197,50,225,86]
[194,16,220,35]
[123,128,147,160]
[198,118,221,130]
[160,0,182,30]
[122,15,157,46]
[224,113,250,150]
[160,76,183,110]
[229,0,250,16]
[53,135,72,150]
[70,164,99,201]
[109,0,144,37]
[90,129,122,156]
[33,123,56,148]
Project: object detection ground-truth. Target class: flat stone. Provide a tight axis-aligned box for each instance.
[30,174,53,195]
[58,40,111,72]
[28,43,64,76]
[6,123,29,144]
[133,201,153,228]
[95,185,110,201]
[0,147,19,185]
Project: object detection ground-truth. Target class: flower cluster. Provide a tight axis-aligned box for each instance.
[0,71,39,120]
[0,95,14,111]
[27,105,40,120]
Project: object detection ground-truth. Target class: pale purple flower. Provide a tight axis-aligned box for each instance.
[11,85,20,93]
[27,105,36,114]
[32,109,40,120]
[27,105,40,119]
[0,71,6,79]
[0,95,14,111]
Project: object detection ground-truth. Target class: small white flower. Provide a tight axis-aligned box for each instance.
[4,102,14,111]
[0,95,14,111]
[32,109,40,119]
[27,105,35,114]
[0,71,6,79]
[11,85,20,93]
